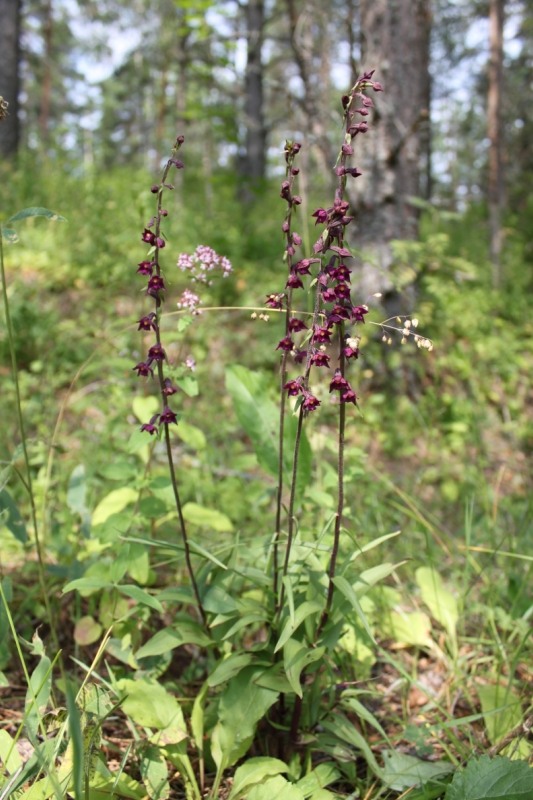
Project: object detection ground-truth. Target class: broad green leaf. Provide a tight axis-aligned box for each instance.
[182,502,233,532]
[381,610,433,648]
[211,667,279,771]
[444,755,533,800]
[0,488,28,543]
[295,763,341,795]
[63,577,111,596]
[84,769,146,799]
[332,576,375,642]
[283,639,325,698]
[176,420,206,450]
[132,394,160,423]
[176,374,198,396]
[347,530,401,561]
[275,601,323,652]
[416,566,458,645]
[321,713,383,778]
[253,665,292,694]
[354,562,406,595]
[25,655,53,739]
[225,364,311,493]
[208,653,254,687]
[74,615,102,646]
[136,623,212,659]
[477,684,531,759]
[229,757,289,800]
[92,488,138,526]
[140,744,170,800]
[116,678,187,744]
[66,464,87,515]
[0,729,22,773]
[382,749,454,790]
[7,207,66,223]
[247,775,305,800]
[118,584,163,612]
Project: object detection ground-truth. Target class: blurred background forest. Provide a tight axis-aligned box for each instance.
[0,0,531,572]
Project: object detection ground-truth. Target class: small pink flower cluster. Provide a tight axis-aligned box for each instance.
[177,245,232,285]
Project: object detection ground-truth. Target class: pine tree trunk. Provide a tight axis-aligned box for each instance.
[0,0,21,157]
[488,0,504,288]
[351,0,431,302]
[240,0,266,183]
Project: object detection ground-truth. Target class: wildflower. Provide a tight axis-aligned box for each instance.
[312,208,328,225]
[276,336,294,352]
[329,370,349,392]
[162,378,178,395]
[147,275,165,296]
[141,418,159,435]
[286,274,304,290]
[284,378,303,396]
[185,356,196,370]
[133,361,154,378]
[142,228,156,245]
[351,305,368,323]
[148,344,166,362]
[266,293,284,309]
[312,326,332,344]
[302,391,321,412]
[341,386,357,404]
[137,260,155,275]
[137,313,157,331]
[160,406,178,425]
[288,317,307,332]
[310,351,331,367]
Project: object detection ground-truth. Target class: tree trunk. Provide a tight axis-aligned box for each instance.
[488,0,504,288]
[240,0,267,183]
[351,0,431,301]
[0,0,21,157]
[38,0,54,148]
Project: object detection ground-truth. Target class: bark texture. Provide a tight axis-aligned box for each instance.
[0,0,21,157]
[352,0,431,298]
[488,0,504,287]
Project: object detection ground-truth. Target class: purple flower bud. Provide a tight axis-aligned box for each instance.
[265,293,285,309]
[142,229,156,245]
[292,232,302,246]
[341,387,358,404]
[321,288,337,302]
[286,274,304,290]
[372,81,383,92]
[312,326,332,344]
[156,237,165,249]
[141,419,159,435]
[293,349,308,364]
[282,220,290,233]
[334,283,351,300]
[312,208,328,225]
[342,344,360,360]
[147,275,165,297]
[151,184,160,193]
[292,195,302,205]
[162,378,178,395]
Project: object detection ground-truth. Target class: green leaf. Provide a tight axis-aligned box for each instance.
[140,744,170,800]
[321,713,383,778]
[331,576,375,642]
[118,584,163,612]
[247,775,305,800]
[66,464,88,515]
[1,227,18,243]
[92,488,138,526]
[382,749,454,791]
[477,684,531,759]
[0,729,22,773]
[295,763,341,796]
[275,601,323,653]
[211,667,279,772]
[182,502,233,532]
[176,420,206,450]
[381,610,433,648]
[229,757,289,800]
[0,488,28,543]
[73,615,102,646]
[116,678,188,743]
[132,395,160,423]
[225,365,311,493]
[416,566,458,645]
[63,577,111,596]
[136,623,212,659]
[444,755,533,800]
[208,653,254,687]
[7,207,66,223]
[25,655,53,739]
[283,639,325,698]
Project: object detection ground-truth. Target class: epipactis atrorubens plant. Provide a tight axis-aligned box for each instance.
[133,137,232,632]
[268,70,383,633]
